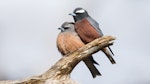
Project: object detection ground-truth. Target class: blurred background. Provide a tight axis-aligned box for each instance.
[0,0,150,84]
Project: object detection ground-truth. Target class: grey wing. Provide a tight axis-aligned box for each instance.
[87,16,103,36]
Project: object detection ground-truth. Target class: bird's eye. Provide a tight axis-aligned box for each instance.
[64,27,69,29]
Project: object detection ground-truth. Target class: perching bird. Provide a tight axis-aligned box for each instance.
[56,22,101,78]
[69,8,116,64]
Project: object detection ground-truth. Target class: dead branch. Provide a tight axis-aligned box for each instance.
[0,36,115,84]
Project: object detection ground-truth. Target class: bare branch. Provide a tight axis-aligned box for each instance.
[0,36,115,84]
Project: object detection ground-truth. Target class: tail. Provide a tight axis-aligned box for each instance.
[102,47,116,64]
[83,56,101,78]
[108,46,114,56]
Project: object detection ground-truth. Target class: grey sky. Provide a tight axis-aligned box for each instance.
[0,0,150,84]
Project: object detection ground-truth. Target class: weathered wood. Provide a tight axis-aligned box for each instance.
[0,36,115,84]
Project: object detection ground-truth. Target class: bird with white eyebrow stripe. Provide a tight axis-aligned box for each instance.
[69,7,116,64]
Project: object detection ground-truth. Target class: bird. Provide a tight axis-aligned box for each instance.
[56,22,101,78]
[69,7,116,64]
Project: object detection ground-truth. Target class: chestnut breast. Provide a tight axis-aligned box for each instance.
[75,18,101,43]
[57,31,84,55]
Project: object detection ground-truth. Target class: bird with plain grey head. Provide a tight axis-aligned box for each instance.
[69,7,116,64]
[56,22,101,78]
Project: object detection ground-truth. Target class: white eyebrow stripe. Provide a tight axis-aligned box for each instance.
[76,9,85,13]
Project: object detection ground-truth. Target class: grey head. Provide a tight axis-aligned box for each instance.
[69,7,89,22]
[58,22,75,32]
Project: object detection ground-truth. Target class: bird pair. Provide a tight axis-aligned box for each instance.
[56,8,116,78]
